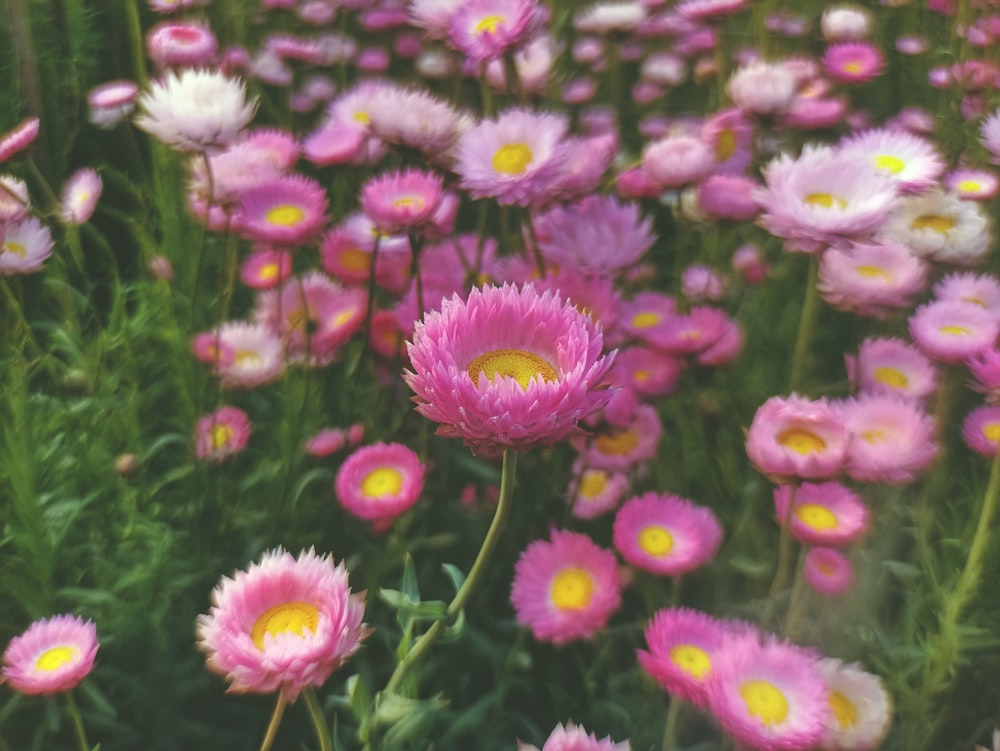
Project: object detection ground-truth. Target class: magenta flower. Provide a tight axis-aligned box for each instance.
[0,117,40,163]
[773,482,870,547]
[195,406,251,461]
[803,547,854,597]
[962,405,1000,457]
[239,175,328,246]
[196,548,368,701]
[2,615,98,695]
[334,442,425,522]
[448,0,537,62]
[519,721,630,751]
[909,300,999,364]
[745,395,849,481]
[404,283,615,456]
[836,394,938,484]
[823,42,885,83]
[360,168,444,234]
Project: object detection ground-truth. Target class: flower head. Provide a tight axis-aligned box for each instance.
[88,80,140,129]
[196,548,368,701]
[0,117,40,162]
[239,175,328,245]
[195,406,251,461]
[60,168,103,225]
[510,529,621,645]
[448,0,537,62]
[404,283,615,456]
[836,394,938,484]
[0,216,54,276]
[848,337,937,403]
[745,395,849,481]
[360,169,444,234]
[2,615,98,695]
[823,42,885,83]
[962,405,1000,457]
[334,442,425,522]
[818,658,892,751]
[774,482,870,547]
[518,721,630,751]
[803,547,854,596]
[909,300,999,364]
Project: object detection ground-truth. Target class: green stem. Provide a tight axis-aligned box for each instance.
[302,687,333,751]
[259,693,288,751]
[64,691,91,751]
[382,450,518,697]
[764,482,799,629]
[787,255,820,394]
[661,699,682,751]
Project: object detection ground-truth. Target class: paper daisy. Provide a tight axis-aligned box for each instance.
[616,292,678,346]
[840,129,943,194]
[745,395,850,482]
[447,0,537,62]
[203,322,284,389]
[818,658,892,751]
[942,167,999,201]
[613,492,723,577]
[88,79,140,130]
[803,547,853,596]
[146,21,218,69]
[0,117,40,162]
[876,188,990,266]
[576,403,663,473]
[196,547,368,700]
[823,42,885,83]
[0,216,54,276]
[510,529,621,645]
[848,337,937,403]
[2,614,99,695]
[240,248,293,290]
[817,241,928,319]
[334,442,425,522]
[968,349,1000,402]
[59,168,103,225]
[707,639,829,750]
[615,346,683,399]
[773,482,870,547]
[518,721,630,751]
[962,406,1000,457]
[404,283,615,456]
[981,108,1000,165]
[909,300,999,364]
[567,461,629,520]
[934,272,1000,314]
[726,62,797,115]
[194,406,251,461]
[359,168,444,234]
[239,175,328,246]
[836,394,938,484]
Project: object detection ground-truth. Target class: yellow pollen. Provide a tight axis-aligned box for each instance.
[862,428,886,444]
[550,567,594,611]
[251,601,320,651]
[740,680,789,726]
[339,248,371,273]
[631,312,662,328]
[331,310,356,328]
[939,325,970,336]
[958,180,982,193]
[266,204,306,227]
[842,61,863,74]
[2,241,26,257]
[714,128,736,162]
[855,265,890,280]
[466,348,557,390]
[353,110,370,125]
[234,350,263,366]
[35,646,77,672]
[361,466,404,498]
[637,524,674,556]
[258,263,279,281]
[829,689,858,729]
[596,429,639,456]
[804,193,847,210]
[210,424,234,452]
[393,196,425,210]
[669,644,712,679]
[776,428,826,455]
[634,369,650,382]
[982,422,1000,443]
[818,561,836,575]
[873,366,909,389]
[793,503,838,530]
[492,143,534,175]
[873,154,905,174]
[474,14,504,34]
[579,470,608,499]
[911,214,956,233]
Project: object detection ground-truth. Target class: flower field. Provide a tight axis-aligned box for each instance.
[1,0,1000,749]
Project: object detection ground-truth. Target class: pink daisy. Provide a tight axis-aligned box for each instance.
[848,337,937,403]
[745,395,850,481]
[0,175,30,224]
[732,244,768,285]
[818,658,893,751]
[59,168,103,225]
[448,0,537,62]
[614,346,684,399]
[304,428,349,458]
[613,492,723,577]
[518,721,630,751]
[238,175,328,246]
[146,21,218,69]
[638,607,746,708]
[642,134,714,190]
[968,349,1000,403]
[359,169,444,234]
[701,109,754,175]
[726,61,798,115]
[566,461,629,520]
[943,168,1000,201]
[615,292,678,346]
[645,306,728,355]
[909,301,1000,364]
[366,85,472,156]
[203,322,284,389]
[934,272,1000,314]
[962,405,1000,457]
[773,482,870,547]
[334,442,425,522]
[823,42,885,83]
[707,638,829,750]
[0,117,40,162]
[194,406,251,461]
[0,216,54,276]
[302,122,367,167]
[696,175,761,222]
[240,248,293,290]
[510,529,622,645]
[803,547,854,596]
[817,241,928,319]
[453,108,568,206]
[87,80,139,129]
[195,548,368,700]
[836,394,938,484]
[2,615,98,695]
[839,128,944,194]
[876,188,989,266]
[576,403,663,473]
[404,283,615,456]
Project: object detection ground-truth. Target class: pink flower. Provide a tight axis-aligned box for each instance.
[448,0,537,62]
[196,548,368,700]
[642,134,714,189]
[848,337,937,403]
[909,300,1000,364]
[240,248,293,290]
[239,175,328,246]
[510,529,622,645]
[745,395,849,481]
[0,117,40,163]
[773,482,870,547]
[575,403,662,472]
[304,428,348,457]
[613,492,723,576]
[823,42,885,83]
[803,548,854,596]
[0,216,54,276]
[195,406,251,461]
[968,349,1000,403]
[2,615,98,695]
[817,241,928,319]
[836,394,938,484]
[817,659,893,751]
[60,168,103,225]
[566,461,629,520]
[518,722,630,751]
[334,442,425,522]
[87,80,139,130]
[697,174,761,222]
[146,21,218,69]
[360,169,444,234]
[199,322,284,389]
[962,405,1000,457]
[404,283,615,456]
[727,62,797,115]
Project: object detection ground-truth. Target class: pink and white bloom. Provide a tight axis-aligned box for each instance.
[195,406,251,461]
[0,216,54,276]
[839,128,944,194]
[727,62,797,115]
[88,80,139,129]
[448,0,537,62]
[359,169,444,234]
[909,300,999,364]
[836,394,938,484]
[803,548,854,597]
[238,175,328,246]
[817,241,928,319]
[518,722,630,751]
[60,168,103,225]
[745,395,849,481]
[0,117,40,162]
[848,337,938,403]
[773,482,870,547]
[876,188,990,266]
[2,615,98,695]
[334,442,425,522]
[818,658,893,751]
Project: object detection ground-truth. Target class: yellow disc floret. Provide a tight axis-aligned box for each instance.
[466,348,557,390]
[492,143,534,175]
[550,567,594,611]
[251,601,320,651]
[361,466,404,498]
[740,680,789,726]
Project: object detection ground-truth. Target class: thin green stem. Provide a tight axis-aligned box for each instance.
[787,255,820,394]
[661,699,682,751]
[302,687,333,751]
[382,450,518,698]
[64,691,91,751]
[764,482,799,629]
[259,693,288,751]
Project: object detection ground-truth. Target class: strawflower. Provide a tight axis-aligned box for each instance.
[60,168,103,225]
[745,395,849,481]
[818,658,893,751]
[334,442,425,522]
[773,482,870,547]
[195,406,251,461]
[518,721,630,751]
[803,547,854,596]
[2,615,98,695]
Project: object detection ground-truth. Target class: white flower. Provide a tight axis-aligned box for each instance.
[877,188,990,266]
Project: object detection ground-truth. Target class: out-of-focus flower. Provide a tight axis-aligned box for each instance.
[194,406,251,461]
[839,128,943,194]
[817,658,892,751]
[817,241,928,319]
[2,615,98,695]
[746,395,849,482]
[359,169,444,234]
[847,337,937,403]
[60,168,103,225]
[0,216,53,276]
[334,442,425,522]
[823,42,885,83]
[147,21,218,69]
[517,721,630,751]
[909,300,999,364]
[773,482,870,547]
[88,80,140,129]
[727,62,797,115]
[238,175,328,246]
[0,117,40,162]
[962,405,1000,457]
[448,0,537,62]
[803,547,854,596]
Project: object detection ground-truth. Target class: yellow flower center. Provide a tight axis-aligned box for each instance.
[353,110,370,126]
[862,428,888,444]
[234,349,263,366]
[638,524,674,556]
[361,467,404,498]
[841,61,863,74]
[596,429,639,456]
[776,428,826,455]
[258,263,279,281]
[2,241,26,257]
[579,470,608,499]
[873,154,905,174]
[631,312,662,328]
[829,689,858,729]
[492,143,534,175]
[466,348,557,390]
[266,204,306,227]
[210,424,234,452]
[873,366,908,389]
[393,196,425,210]
[35,645,77,672]
[939,325,970,336]
[633,369,650,382]
[793,503,838,530]
[474,14,504,34]
[251,601,320,651]
[339,247,371,273]
[855,265,890,280]
[982,422,1000,443]
[740,680,789,726]
[714,128,736,162]
[911,214,956,233]
[958,180,982,193]
[550,567,594,611]
[669,644,712,678]
[804,193,847,209]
